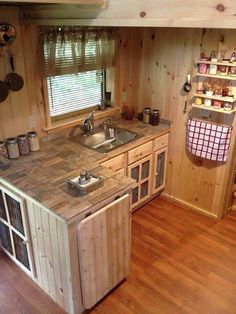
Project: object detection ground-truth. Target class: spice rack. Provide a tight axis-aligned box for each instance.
[193,60,236,114]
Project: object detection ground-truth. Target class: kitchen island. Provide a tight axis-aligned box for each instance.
[0,117,170,313]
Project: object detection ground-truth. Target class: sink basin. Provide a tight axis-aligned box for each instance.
[74,127,142,153]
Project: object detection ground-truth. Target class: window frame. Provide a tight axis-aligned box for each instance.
[41,67,117,132]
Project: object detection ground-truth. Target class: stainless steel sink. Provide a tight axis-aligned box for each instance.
[73,127,142,153]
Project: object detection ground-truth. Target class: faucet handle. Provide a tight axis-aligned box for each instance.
[89,110,96,119]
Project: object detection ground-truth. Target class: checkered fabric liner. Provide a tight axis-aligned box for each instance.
[186,118,233,162]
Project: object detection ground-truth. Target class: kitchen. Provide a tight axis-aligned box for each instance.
[0,1,236,313]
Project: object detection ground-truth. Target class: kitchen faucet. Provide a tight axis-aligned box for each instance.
[82,110,96,132]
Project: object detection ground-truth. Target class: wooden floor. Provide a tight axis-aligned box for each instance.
[1,198,236,314]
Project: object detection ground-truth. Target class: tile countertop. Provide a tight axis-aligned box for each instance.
[0,118,170,222]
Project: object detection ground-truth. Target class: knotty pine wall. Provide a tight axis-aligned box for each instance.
[0,7,45,139]
[115,27,236,217]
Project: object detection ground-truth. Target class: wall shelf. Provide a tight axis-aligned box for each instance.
[197,73,236,80]
[192,104,236,114]
[198,60,236,66]
[194,93,235,103]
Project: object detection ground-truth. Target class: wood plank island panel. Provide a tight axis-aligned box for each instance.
[26,199,73,312]
[115,27,236,218]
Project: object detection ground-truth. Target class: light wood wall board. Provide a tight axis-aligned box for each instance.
[26,199,73,312]
[115,27,236,218]
[20,1,236,29]
[0,8,43,140]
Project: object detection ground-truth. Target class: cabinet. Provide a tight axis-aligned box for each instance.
[100,153,126,175]
[100,135,169,211]
[152,147,168,194]
[77,194,130,309]
[0,186,34,277]
[128,155,152,209]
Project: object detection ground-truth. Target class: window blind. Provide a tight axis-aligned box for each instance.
[39,27,115,118]
[47,70,102,117]
[39,26,115,77]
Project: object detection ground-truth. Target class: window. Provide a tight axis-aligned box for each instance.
[47,70,104,119]
[39,26,115,124]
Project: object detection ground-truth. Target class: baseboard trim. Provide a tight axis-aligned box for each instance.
[160,193,218,220]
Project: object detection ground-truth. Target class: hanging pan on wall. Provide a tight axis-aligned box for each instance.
[0,79,9,103]
[0,24,16,46]
[5,54,24,91]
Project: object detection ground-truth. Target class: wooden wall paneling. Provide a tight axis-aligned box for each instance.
[67,219,84,314]
[115,28,142,114]
[116,27,236,217]
[26,200,43,286]
[21,24,46,136]
[0,8,34,139]
[48,215,65,308]
[27,198,73,312]
[33,204,49,294]
[41,209,57,301]
[21,1,236,29]
[57,219,74,314]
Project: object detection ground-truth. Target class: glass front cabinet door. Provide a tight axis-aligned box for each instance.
[0,186,34,277]
[128,155,152,210]
[152,147,168,194]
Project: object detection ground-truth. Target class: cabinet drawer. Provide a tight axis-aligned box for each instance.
[128,141,152,165]
[101,154,126,174]
[154,134,169,151]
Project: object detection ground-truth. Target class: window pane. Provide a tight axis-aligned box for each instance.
[47,70,102,117]
[0,221,12,254]
[6,194,24,236]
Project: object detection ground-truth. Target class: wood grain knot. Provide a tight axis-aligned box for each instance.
[196,159,203,167]
[216,4,225,12]
[140,11,146,18]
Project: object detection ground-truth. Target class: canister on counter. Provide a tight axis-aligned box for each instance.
[0,141,9,165]
[6,138,19,159]
[28,131,40,152]
[17,134,30,156]
[150,110,160,126]
[143,108,151,124]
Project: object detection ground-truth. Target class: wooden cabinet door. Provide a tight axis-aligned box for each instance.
[100,153,126,175]
[0,186,34,277]
[128,155,152,210]
[152,147,168,194]
[77,194,131,309]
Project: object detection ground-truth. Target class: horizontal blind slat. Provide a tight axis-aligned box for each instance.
[47,70,102,117]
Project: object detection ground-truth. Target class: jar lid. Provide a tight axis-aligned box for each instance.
[6,137,17,144]
[17,134,26,141]
[28,131,37,137]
